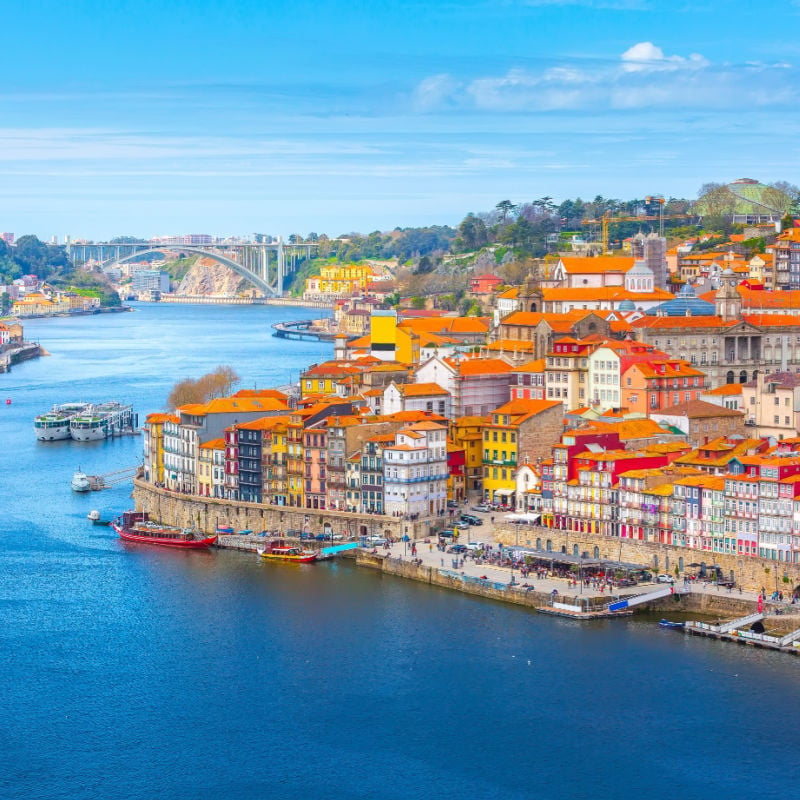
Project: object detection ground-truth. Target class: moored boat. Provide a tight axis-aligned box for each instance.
[112,511,217,549]
[257,539,317,563]
[70,402,136,441]
[658,619,685,629]
[34,402,92,441]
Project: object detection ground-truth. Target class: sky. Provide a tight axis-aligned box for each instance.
[2,0,798,240]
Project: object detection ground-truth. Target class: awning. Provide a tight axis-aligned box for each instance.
[494,488,514,496]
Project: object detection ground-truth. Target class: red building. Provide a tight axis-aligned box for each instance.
[469,273,503,294]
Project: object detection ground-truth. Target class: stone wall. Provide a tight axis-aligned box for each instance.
[133,479,436,540]
[495,523,800,594]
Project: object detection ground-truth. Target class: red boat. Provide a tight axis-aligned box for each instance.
[112,511,217,549]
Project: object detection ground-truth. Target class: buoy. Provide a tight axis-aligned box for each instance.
[5,398,10,405]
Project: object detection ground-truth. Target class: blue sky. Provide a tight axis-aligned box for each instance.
[2,0,798,240]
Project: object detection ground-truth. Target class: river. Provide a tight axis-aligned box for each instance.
[2,303,799,800]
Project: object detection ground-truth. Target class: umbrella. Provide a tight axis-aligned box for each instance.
[687,563,701,568]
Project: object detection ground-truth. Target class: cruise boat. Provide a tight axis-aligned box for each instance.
[70,402,135,441]
[34,402,92,441]
[112,511,217,549]
[257,540,317,563]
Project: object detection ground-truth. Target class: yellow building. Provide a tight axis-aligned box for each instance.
[370,310,420,364]
[481,398,562,505]
[197,437,225,498]
[450,415,489,497]
[142,412,178,485]
[12,292,70,317]
[304,263,376,300]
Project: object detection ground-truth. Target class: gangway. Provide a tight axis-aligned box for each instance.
[320,542,359,556]
[607,585,686,612]
[779,627,800,648]
[715,612,764,634]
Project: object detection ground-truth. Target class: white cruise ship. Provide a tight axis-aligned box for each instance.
[34,402,93,441]
[70,402,136,441]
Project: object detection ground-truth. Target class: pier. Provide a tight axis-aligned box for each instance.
[272,320,338,342]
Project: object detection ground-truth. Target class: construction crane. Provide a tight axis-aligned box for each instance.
[582,198,695,254]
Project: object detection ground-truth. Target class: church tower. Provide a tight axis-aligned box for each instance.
[715,268,742,321]
[518,269,544,314]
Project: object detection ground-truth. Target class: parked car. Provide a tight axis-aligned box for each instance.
[656,574,675,584]
[460,514,482,526]
[438,531,455,539]
[446,500,459,509]
[453,521,470,531]
[449,544,468,554]
[616,578,637,588]
[466,542,486,552]
[287,529,304,538]
[367,535,388,544]
[298,532,313,540]
[471,504,491,513]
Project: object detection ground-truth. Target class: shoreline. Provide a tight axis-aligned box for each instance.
[212,532,800,656]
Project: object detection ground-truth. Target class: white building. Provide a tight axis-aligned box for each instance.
[383,421,448,518]
[382,381,451,418]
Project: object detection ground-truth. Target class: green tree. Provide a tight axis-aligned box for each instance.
[495,200,517,223]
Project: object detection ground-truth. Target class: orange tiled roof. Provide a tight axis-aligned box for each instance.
[543,286,674,302]
[557,256,635,274]
[199,437,226,449]
[399,382,449,397]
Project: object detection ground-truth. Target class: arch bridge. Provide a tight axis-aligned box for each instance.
[67,240,317,297]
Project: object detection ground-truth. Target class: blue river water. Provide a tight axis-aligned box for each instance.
[2,303,799,800]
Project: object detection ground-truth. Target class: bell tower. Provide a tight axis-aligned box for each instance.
[715,268,742,321]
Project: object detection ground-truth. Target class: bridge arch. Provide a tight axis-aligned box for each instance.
[98,246,280,297]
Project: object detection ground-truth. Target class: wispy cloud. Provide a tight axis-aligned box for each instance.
[414,42,797,112]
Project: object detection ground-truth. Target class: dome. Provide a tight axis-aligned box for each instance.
[618,299,636,311]
[646,284,716,317]
[696,179,790,218]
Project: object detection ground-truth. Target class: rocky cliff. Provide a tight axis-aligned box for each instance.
[175,257,252,296]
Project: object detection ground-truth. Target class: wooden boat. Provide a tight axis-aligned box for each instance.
[112,511,217,549]
[257,539,317,563]
[658,619,685,629]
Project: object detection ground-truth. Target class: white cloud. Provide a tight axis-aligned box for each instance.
[412,74,462,111]
[621,41,708,72]
[415,42,796,112]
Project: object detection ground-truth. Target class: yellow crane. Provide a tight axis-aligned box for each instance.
[582,197,694,253]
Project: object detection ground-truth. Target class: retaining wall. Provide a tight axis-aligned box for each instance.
[495,524,800,595]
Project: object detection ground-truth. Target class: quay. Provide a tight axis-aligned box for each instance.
[272,319,338,342]
[1,342,42,373]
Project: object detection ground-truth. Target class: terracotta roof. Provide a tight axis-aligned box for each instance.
[704,383,743,396]
[398,382,450,397]
[199,437,226,449]
[557,256,636,274]
[543,286,674,302]
[447,357,513,376]
[656,399,743,418]
[236,415,290,431]
[511,358,546,373]
[146,413,179,424]
[632,316,738,330]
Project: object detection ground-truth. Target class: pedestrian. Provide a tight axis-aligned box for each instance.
[441,558,444,567]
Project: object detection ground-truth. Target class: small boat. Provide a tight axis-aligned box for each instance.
[216,524,234,535]
[112,510,217,549]
[658,619,685,629]
[257,539,317,563]
[71,469,108,492]
[87,509,111,526]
